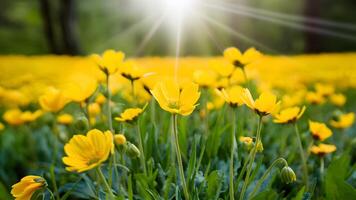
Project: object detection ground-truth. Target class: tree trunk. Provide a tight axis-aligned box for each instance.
[39,0,60,54]
[60,0,81,55]
[304,0,321,53]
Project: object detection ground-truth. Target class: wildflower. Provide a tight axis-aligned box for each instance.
[88,102,101,117]
[20,110,43,122]
[280,166,297,184]
[193,69,217,88]
[329,93,346,107]
[330,112,354,129]
[241,89,280,116]
[0,122,4,131]
[315,83,334,97]
[115,107,144,123]
[11,175,47,200]
[120,61,144,81]
[3,109,42,125]
[218,85,245,107]
[92,49,125,75]
[239,136,253,145]
[57,113,73,125]
[63,129,114,172]
[273,106,306,124]
[95,93,106,105]
[309,120,332,141]
[306,91,324,105]
[114,134,126,145]
[223,47,261,68]
[310,143,336,156]
[61,75,97,102]
[39,87,69,112]
[150,79,200,116]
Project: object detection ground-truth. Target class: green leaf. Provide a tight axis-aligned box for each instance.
[206,170,222,200]
[251,189,278,200]
[292,186,305,200]
[325,153,356,200]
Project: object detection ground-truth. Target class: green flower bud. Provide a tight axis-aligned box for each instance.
[126,142,140,158]
[73,115,89,132]
[256,140,264,153]
[280,166,297,184]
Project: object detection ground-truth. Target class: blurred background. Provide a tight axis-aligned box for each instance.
[0,0,356,56]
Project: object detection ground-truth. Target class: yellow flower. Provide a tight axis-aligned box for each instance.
[0,122,4,131]
[239,136,253,145]
[88,102,101,117]
[115,108,143,123]
[11,175,47,200]
[241,89,280,116]
[315,83,334,97]
[39,87,70,112]
[61,75,97,102]
[63,129,114,173]
[95,93,106,105]
[218,85,245,107]
[150,79,200,116]
[305,91,325,105]
[330,112,354,129]
[57,113,73,125]
[273,106,306,124]
[309,120,332,141]
[310,143,336,156]
[92,49,125,75]
[193,69,217,88]
[329,93,346,107]
[224,47,261,67]
[114,134,127,145]
[120,61,144,81]
[3,109,42,125]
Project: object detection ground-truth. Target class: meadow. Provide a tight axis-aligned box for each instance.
[0,48,355,200]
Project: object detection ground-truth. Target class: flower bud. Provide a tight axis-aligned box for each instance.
[73,115,89,132]
[114,134,126,145]
[126,142,140,158]
[256,140,264,153]
[280,166,297,184]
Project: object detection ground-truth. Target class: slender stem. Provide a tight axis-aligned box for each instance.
[46,188,55,200]
[96,167,115,199]
[131,80,135,102]
[50,120,60,200]
[320,156,324,182]
[229,107,236,200]
[172,114,189,200]
[250,158,288,198]
[239,116,263,200]
[294,123,308,187]
[136,122,147,175]
[106,74,113,132]
[235,148,253,193]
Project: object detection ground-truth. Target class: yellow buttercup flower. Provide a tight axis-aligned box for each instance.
[120,61,144,81]
[329,93,346,107]
[95,93,106,105]
[88,102,101,117]
[309,120,332,141]
[193,69,217,88]
[218,85,245,107]
[150,79,200,116]
[57,113,74,125]
[239,136,253,145]
[241,89,280,116]
[310,143,336,156]
[273,106,306,124]
[330,112,354,129]
[115,108,143,123]
[315,83,334,97]
[3,109,42,125]
[39,87,70,112]
[63,129,114,173]
[92,49,125,75]
[114,134,127,145]
[224,47,261,68]
[305,91,325,105]
[61,75,98,102]
[11,175,47,200]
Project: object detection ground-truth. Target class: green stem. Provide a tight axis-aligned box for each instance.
[294,123,308,187]
[250,158,288,198]
[320,156,324,182]
[229,107,236,200]
[50,120,60,200]
[106,74,113,132]
[235,148,253,193]
[136,122,147,175]
[172,114,190,200]
[239,116,263,200]
[96,167,115,199]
